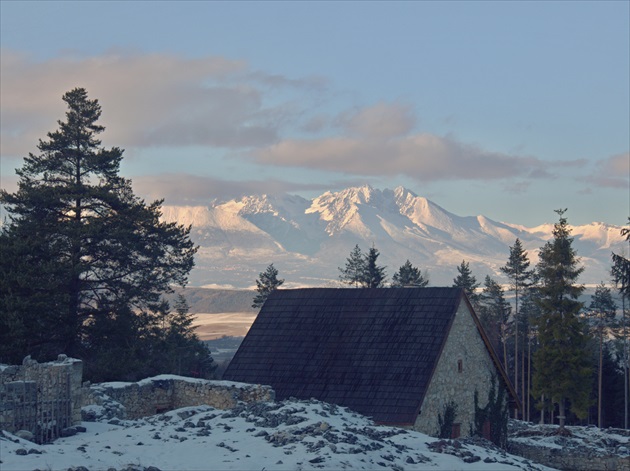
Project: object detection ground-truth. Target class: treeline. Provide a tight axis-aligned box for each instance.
[255,213,630,429]
[0,89,215,382]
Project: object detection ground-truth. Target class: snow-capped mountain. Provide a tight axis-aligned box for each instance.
[160,185,627,289]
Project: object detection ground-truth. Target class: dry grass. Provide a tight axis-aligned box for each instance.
[192,312,257,340]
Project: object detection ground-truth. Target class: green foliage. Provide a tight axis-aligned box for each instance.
[437,401,458,439]
[0,88,202,381]
[452,260,480,305]
[338,244,387,288]
[252,263,284,308]
[391,260,429,287]
[611,218,630,298]
[471,375,509,448]
[339,244,365,287]
[532,209,592,425]
[363,245,387,288]
[478,275,511,359]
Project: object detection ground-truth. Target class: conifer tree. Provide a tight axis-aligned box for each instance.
[532,209,592,430]
[252,263,284,308]
[0,88,199,380]
[479,275,511,371]
[501,238,534,418]
[391,260,428,287]
[588,283,617,428]
[452,260,480,305]
[338,244,366,288]
[363,245,387,288]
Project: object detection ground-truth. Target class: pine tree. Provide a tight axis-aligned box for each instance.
[252,263,284,308]
[338,244,366,287]
[479,275,512,371]
[452,260,480,305]
[363,245,387,288]
[611,218,629,428]
[612,218,630,297]
[0,88,198,380]
[588,283,617,428]
[501,238,534,419]
[532,209,592,430]
[391,260,428,287]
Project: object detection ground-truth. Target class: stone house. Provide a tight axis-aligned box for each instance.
[224,287,519,438]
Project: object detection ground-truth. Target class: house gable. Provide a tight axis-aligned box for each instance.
[413,298,498,436]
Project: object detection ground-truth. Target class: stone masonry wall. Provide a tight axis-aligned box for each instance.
[508,441,630,471]
[0,355,83,442]
[414,301,497,437]
[82,375,274,420]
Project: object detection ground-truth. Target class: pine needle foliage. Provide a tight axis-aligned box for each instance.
[252,263,284,308]
[532,209,592,427]
[391,260,429,288]
[452,260,480,305]
[0,88,202,381]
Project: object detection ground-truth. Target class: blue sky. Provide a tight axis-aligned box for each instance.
[1,1,628,226]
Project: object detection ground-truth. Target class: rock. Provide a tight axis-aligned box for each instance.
[14,430,35,441]
[28,448,42,454]
[61,427,77,437]
[15,448,27,455]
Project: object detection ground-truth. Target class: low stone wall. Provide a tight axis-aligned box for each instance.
[508,440,630,471]
[82,375,274,420]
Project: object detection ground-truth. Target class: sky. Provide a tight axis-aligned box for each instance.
[1,1,628,227]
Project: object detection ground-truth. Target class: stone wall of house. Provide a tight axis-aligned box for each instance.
[413,301,497,437]
[0,355,83,443]
[508,440,630,471]
[82,375,274,420]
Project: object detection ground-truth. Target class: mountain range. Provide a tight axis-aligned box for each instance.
[160,185,626,289]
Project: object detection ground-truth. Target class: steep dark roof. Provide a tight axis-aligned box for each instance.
[225,287,478,425]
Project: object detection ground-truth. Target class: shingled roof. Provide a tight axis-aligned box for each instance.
[224,287,513,425]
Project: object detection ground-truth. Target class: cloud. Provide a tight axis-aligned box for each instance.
[131,174,336,205]
[338,102,416,138]
[0,49,322,157]
[253,133,550,182]
[579,152,630,189]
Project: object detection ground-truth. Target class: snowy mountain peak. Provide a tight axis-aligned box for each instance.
[158,186,626,288]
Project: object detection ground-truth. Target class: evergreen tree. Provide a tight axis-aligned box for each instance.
[252,263,284,308]
[479,275,512,371]
[501,238,534,419]
[611,218,629,428]
[532,209,592,429]
[611,218,630,298]
[588,283,617,428]
[452,260,480,305]
[391,260,429,287]
[338,244,366,287]
[0,88,198,380]
[363,245,387,288]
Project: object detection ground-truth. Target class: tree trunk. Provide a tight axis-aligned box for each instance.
[514,286,519,420]
[598,320,603,428]
[558,398,566,430]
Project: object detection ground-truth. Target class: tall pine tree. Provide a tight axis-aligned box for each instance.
[501,238,534,418]
[0,88,199,380]
[479,275,512,372]
[588,283,617,428]
[532,209,592,430]
[363,245,387,288]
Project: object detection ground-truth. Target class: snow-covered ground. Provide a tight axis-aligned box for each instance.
[1,399,557,471]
